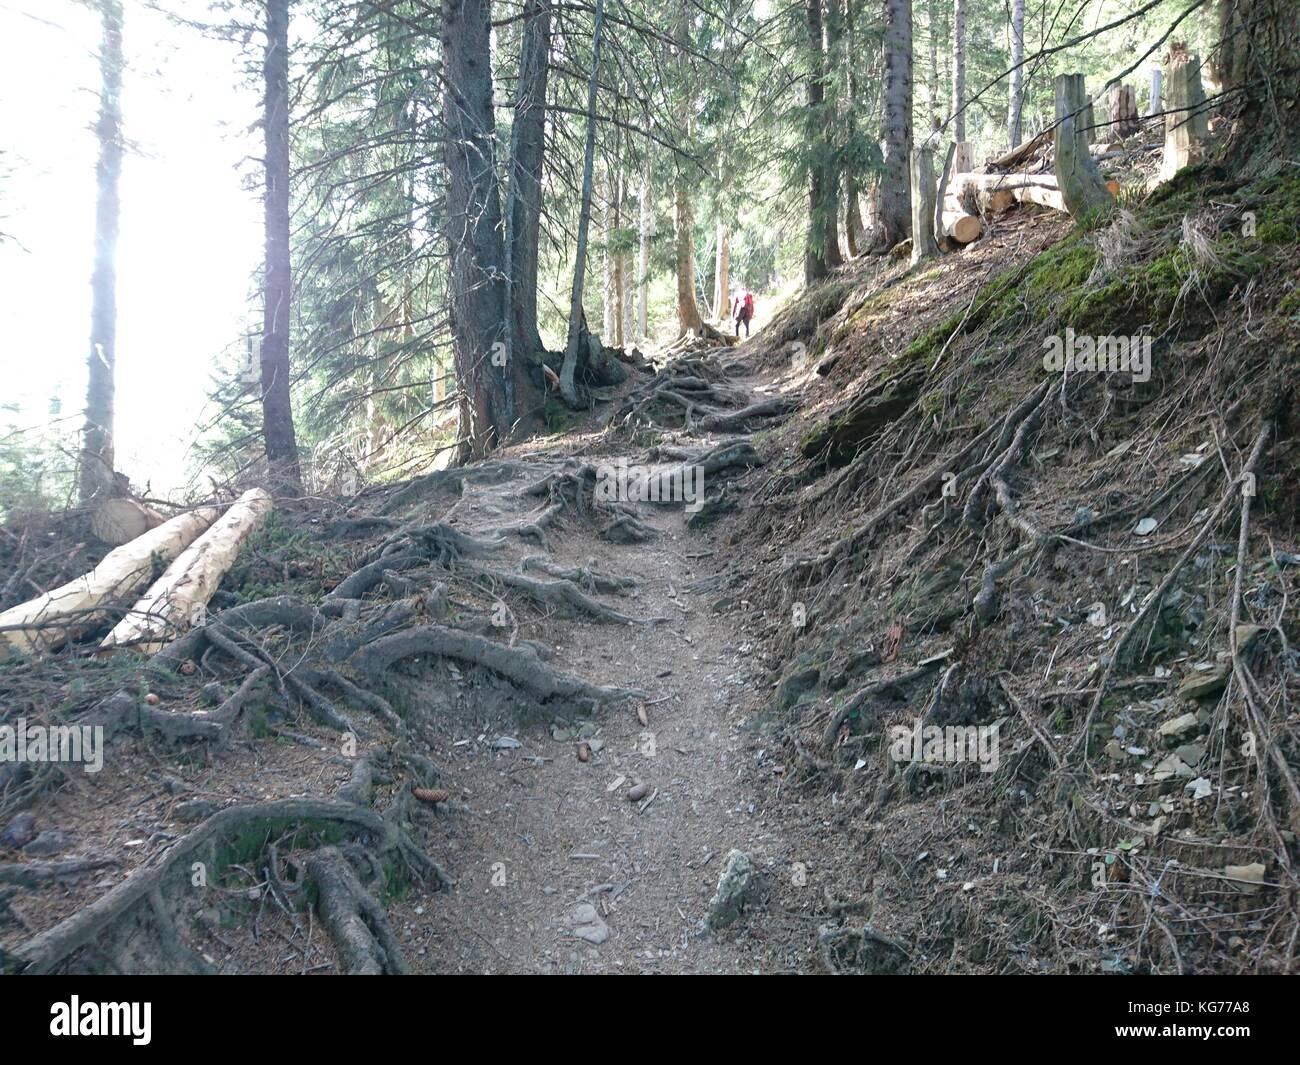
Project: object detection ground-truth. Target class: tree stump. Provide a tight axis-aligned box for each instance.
[1110,83,1139,136]
[953,141,974,174]
[909,143,940,263]
[1162,50,1209,181]
[90,498,165,545]
[1053,73,1113,218]
[1147,67,1163,117]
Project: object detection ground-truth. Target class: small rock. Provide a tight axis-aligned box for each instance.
[1177,664,1229,700]
[705,849,754,931]
[1157,712,1201,738]
[626,782,651,802]
[0,811,38,851]
[23,829,70,856]
[569,902,609,945]
[1234,624,1267,650]
[1223,862,1266,892]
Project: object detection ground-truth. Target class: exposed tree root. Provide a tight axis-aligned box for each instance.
[304,846,409,974]
[520,555,637,594]
[349,624,644,704]
[11,794,445,974]
[464,568,664,627]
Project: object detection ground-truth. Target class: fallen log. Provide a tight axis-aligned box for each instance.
[1013,184,1068,212]
[986,127,1053,171]
[100,487,273,653]
[90,498,165,545]
[942,210,983,245]
[0,506,220,658]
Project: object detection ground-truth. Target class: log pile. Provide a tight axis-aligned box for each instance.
[0,489,272,659]
[101,487,273,653]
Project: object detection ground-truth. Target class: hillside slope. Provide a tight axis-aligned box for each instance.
[706,161,1300,973]
[2,165,1296,975]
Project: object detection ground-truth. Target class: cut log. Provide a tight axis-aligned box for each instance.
[0,506,219,658]
[983,189,1017,214]
[942,210,983,244]
[951,171,1060,192]
[90,498,166,545]
[101,488,273,653]
[950,171,1060,216]
[986,127,1052,171]
[1054,73,1114,217]
[1013,184,1068,212]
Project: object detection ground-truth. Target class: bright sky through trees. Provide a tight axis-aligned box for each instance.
[0,1,261,493]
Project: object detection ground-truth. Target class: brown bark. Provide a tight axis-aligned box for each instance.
[79,0,123,505]
[260,0,302,494]
[878,0,913,250]
[444,0,514,452]
[505,0,551,366]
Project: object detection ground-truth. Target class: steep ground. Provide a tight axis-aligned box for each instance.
[2,164,1297,974]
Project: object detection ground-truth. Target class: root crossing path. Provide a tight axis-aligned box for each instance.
[394,352,811,973]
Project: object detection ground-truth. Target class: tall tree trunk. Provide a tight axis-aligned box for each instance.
[674,177,705,336]
[79,0,123,505]
[822,0,844,268]
[878,0,913,250]
[613,169,625,347]
[925,0,941,129]
[1008,0,1025,148]
[505,0,551,366]
[713,216,729,320]
[443,0,512,454]
[637,153,652,339]
[260,0,302,494]
[560,0,607,403]
[673,3,705,337]
[843,0,866,257]
[602,165,615,340]
[804,0,830,283]
[951,0,966,143]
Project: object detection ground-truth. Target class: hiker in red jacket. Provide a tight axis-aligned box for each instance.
[732,289,755,337]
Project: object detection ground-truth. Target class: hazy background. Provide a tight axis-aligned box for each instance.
[1,0,262,495]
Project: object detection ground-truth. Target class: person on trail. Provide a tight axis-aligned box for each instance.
[732,288,755,337]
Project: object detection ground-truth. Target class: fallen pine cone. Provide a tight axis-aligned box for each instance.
[145,692,160,706]
[412,788,450,805]
[180,661,197,676]
[576,741,592,763]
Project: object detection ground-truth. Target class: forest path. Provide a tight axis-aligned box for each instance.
[394,352,813,973]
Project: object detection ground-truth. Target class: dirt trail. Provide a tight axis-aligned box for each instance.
[384,352,813,974]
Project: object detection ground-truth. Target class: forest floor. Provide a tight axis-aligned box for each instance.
[393,441,814,974]
[4,168,1297,974]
